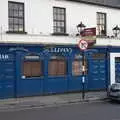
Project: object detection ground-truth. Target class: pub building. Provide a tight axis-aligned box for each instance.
[0,0,120,99]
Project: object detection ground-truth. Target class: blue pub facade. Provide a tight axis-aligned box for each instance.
[0,43,111,99]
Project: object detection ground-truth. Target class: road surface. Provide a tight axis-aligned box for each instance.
[0,101,120,120]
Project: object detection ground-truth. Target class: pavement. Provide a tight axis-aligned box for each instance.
[0,91,107,111]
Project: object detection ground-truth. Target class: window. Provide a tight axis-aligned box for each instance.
[72,54,87,76]
[48,56,67,76]
[8,1,24,33]
[23,61,43,78]
[97,12,106,36]
[23,54,43,78]
[72,60,83,76]
[115,57,120,63]
[53,7,66,34]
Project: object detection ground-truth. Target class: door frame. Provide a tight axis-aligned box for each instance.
[110,53,120,85]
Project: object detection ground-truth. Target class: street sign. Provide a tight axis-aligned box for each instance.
[78,40,88,50]
[81,27,96,46]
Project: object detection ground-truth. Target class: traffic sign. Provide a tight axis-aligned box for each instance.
[78,40,88,50]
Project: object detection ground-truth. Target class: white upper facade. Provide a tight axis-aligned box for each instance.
[0,0,120,45]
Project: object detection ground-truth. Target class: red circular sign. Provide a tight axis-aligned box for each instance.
[78,40,88,50]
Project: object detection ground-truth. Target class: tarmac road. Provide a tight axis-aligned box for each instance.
[0,101,120,120]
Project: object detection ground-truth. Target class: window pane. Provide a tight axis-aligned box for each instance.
[56,21,60,27]
[14,18,19,24]
[8,3,14,10]
[9,10,14,17]
[72,60,82,76]
[53,27,57,33]
[60,27,65,33]
[19,4,24,10]
[48,60,57,76]
[19,11,24,17]
[31,62,42,77]
[57,60,66,75]
[57,15,61,20]
[60,22,64,27]
[19,19,23,25]
[14,25,19,31]
[19,25,24,31]
[97,13,99,19]
[60,9,64,14]
[9,18,14,25]
[53,8,57,14]
[53,21,56,27]
[84,59,88,74]
[101,14,104,19]
[23,62,31,77]
[53,14,57,20]
[9,24,14,31]
[72,54,88,76]
[57,27,61,33]
[14,4,19,10]
[61,15,64,20]
[14,10,19,17]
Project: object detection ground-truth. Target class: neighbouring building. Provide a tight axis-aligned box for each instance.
[0,0,120,99]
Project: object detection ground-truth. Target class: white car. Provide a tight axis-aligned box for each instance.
[107,83,120,101]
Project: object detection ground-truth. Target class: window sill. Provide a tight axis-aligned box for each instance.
[21,76,44,79]
[48,75,67,78]
[6,31,27,34]
[51,33,69,36]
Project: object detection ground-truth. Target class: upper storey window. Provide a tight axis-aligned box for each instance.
[53,7,66,35]
[97,12,106,36]
[8,1,25,33]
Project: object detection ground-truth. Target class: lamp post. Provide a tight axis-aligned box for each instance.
[77,22,86,100]
[77,22,86,36]
[112,25,120,37]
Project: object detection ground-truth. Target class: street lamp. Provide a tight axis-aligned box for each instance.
[77,22,86,36]
[77,22,86,100]
[112,25,120,37]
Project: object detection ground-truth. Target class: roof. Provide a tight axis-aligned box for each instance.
[66,0,120,9]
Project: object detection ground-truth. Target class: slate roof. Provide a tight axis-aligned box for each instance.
[66,0,120,9]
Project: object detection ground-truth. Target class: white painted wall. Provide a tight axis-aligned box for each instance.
[0,0,120,44]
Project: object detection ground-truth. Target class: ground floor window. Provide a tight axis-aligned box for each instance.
[72,60,82,76]
[72,54,87,76]
[23,61,43,78]
[48,56,67,76]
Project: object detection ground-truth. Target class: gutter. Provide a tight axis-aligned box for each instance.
[66,0,120,9]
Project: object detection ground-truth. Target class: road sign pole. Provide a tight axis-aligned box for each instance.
[78,40,88,100]
[82,50,85,100]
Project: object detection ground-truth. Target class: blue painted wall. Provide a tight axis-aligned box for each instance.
[0,44,111,98]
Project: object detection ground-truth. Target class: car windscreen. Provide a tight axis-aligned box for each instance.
[111,84,120,89]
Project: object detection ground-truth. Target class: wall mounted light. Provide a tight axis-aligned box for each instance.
[112,25,120,37]
[77,22,86,36]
